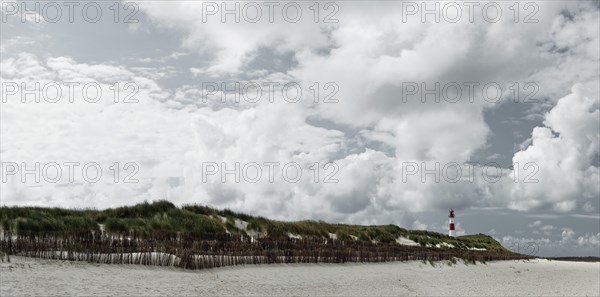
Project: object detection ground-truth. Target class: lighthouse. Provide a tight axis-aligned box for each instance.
[448,209,455,237]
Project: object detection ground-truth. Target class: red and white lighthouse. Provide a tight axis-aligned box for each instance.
[448,209,455,237]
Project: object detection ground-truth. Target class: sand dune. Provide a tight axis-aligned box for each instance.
[1,256,598,296]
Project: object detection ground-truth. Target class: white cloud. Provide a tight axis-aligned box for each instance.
[1,1,598,235]
[528,220,543,228]
[541,225,556,231]
[412,220,428,230]
[136,1,333,75]
[0,54,193,208]
[498,83,599,212]
[577,233,600,247]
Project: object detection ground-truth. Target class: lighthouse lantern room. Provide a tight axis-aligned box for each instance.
[448,209,455,237]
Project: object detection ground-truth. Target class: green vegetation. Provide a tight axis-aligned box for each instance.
[463,256,477,265]
[0,201,224,237]
[457,233,507,251]
[0,201,506,251]
[546,257,600,262]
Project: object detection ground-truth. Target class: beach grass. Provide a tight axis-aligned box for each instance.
[0,200,505,251]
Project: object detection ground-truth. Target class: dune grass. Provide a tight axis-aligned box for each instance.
[0,200,506,251]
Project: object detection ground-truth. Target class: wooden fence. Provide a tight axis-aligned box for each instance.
[0,231,531,269]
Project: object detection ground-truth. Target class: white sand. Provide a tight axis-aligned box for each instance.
[1,257,598,296]
[396,236,419,246]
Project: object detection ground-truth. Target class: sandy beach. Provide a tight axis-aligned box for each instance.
[1,256,598,296]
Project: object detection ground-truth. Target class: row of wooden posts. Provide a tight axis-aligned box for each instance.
[0,231,531,269]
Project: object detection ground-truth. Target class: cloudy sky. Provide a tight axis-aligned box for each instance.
[1,0,599,256]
